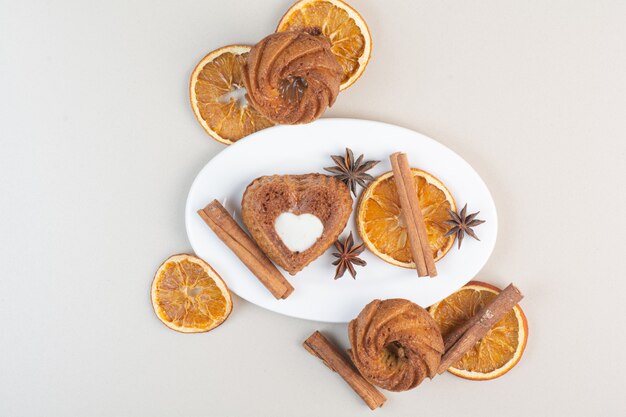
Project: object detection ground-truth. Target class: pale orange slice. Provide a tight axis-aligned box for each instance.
[189,45,275,144]
[357,169,457,268]
[277,0,372,90]
[151,254,232,333]
[429,281,529,380]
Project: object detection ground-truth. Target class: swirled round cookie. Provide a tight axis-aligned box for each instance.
[243,31,342,124]
[349,299,444,391]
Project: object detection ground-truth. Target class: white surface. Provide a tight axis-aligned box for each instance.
[274,212,324,253]
[2,1,626,416]
[186,119,497,322]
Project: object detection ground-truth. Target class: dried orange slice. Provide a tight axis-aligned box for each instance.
[151,254,232,333]
[357,169,456,268]
[429,281,528,380]
[277,0,372,90]
[189,45,275,145]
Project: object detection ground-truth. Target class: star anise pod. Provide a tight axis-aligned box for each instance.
[324,148,379,196]
[332,232,366,279]
[444,204,486,249]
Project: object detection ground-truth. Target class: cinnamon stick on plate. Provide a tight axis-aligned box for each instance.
[303,331,386,410]
[198,200,294,299]
[437,283,524,374]
[390,152,437,277]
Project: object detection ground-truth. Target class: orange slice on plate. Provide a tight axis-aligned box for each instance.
[189,45,275,145]
[151,254,232,333]
[276,0,372,90]
[357,169,456,268]
[429,281,528,380]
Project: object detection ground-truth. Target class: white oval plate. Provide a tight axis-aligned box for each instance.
[186,119,497,323]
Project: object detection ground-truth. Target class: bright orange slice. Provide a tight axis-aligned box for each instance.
[189,45,275,144]
[277,0,372,90]
[429,281,528,380]
[151,254,232,333]
[357,169,456,268]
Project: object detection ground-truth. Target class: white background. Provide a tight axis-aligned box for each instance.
[1,1,625,416]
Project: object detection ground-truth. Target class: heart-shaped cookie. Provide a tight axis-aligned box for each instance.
[241,174,353,275]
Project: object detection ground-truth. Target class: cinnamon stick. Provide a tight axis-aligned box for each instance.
[390,152,437,277]
[303,331,386,410]
[198,200,294,299]
[397,154,437,277]
[390,153,427,276]
[437,283,523,374]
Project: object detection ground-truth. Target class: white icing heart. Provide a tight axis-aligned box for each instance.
[274,212,324,252]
